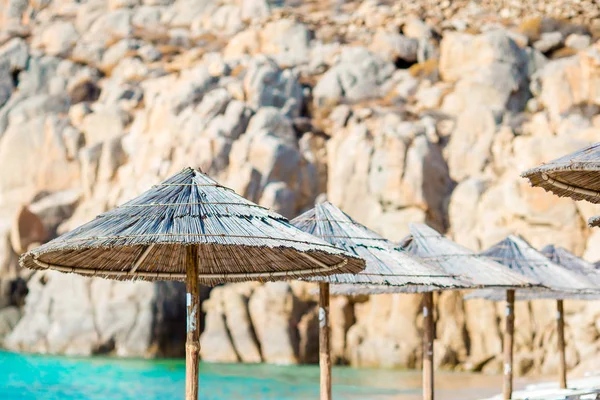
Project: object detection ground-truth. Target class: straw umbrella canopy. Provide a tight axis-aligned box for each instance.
[467,236,598,396]
[399,224,539,400]
[293,202,466,289]
[19,167,365,400]
[541,243,600,388]
[521,142,600,204]
[477,236,596,293]
[542,245,600,290]
[291,202,469,400]
[469,244,600,301]
[400,224,537,288]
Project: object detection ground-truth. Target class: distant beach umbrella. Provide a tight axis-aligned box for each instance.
[20,167,365,400]
[542,245,600,290]
[292,203,471,400]
[522,142,600,204]
[401,224,537,288]
[531,245,600,390]
[467,237,598,398]
[401,225,541,400]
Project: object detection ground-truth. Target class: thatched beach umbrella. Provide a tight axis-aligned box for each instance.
[291,202,468,400]
[19,168,365,400]
[400,224,539,400]
[541,245,600,389]
[542,245,600,288]
[468,236,597,398]
[521,142,600,204]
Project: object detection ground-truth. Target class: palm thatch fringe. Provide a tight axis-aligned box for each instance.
[291,202,469,290]
[328,282,458,296]
[402,224,537,288]
[20,168,365,285]
[521,142,600,204]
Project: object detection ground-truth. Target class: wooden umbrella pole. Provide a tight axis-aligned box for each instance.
[319,282,332,400]
[557,299,567,389]
[185,245,200,400]
[503,289,515,400]
[423,291,434,400]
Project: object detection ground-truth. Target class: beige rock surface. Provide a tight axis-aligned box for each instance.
[248,282,302,365]
[5,271,186,357]
[0,0,599,376]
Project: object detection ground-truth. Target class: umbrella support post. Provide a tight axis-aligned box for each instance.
[319,282,332,400]
[503,289,515,400]
[185,246,200,400]
[557,300,567,389]
[423,292,434,400]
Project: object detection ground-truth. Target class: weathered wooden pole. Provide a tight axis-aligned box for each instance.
[557,299,567,389]
[319,282,332,400]
[423,291,434,400]
[503,289,515,400]
[185,245,200,400]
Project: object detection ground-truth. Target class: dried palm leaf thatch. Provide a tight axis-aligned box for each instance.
[521,142,600,204]
[291,202,469,291]
[542,245,600,287]
[402,224,538,288]
[20,168,365,285]
[466,237,599,301]
[465,288,600,301]
[329,283,452,296]
[482,236,597,291]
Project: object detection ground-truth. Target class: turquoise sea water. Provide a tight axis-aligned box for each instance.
[0,350,512,399]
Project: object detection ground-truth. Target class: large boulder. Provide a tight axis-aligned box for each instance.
[345,294,422,368]
[440,30,530,113]
[0,306,20,342]
[32,22,79,57]
[200,285,242,363]
[0,37,29,71]
[440,31,528,82]
[243,57,304,117]
[371,30,419,64]
[226,108,317,217]
[201,281,317,365]
[327,113,450,239]
[259,19,311,66]
[0,113,78,204]
[297,305,319,363]
[313,47,395,106]
[445,106,501,181]
[248,282,303,365]
[0,221,18,279]
[5,271,186,357]
[80,106,130,147]
[222,284,262,363]
[534,43,600,124]
[9,205,48,255]
[463,299,503,367]
[330,296,355,364]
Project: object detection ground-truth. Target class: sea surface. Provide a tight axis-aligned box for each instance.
[0,350,526,399]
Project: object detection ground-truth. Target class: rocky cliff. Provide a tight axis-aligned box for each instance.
[0,0,599,377]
